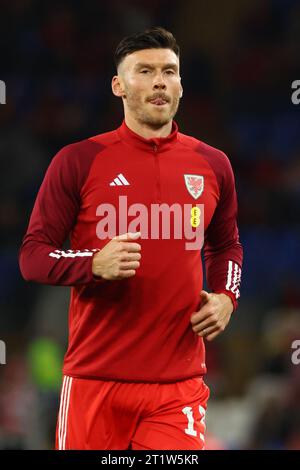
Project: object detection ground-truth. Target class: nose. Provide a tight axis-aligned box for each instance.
[153,73,166,90]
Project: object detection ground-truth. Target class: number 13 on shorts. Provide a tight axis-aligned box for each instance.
[182,405,206,445]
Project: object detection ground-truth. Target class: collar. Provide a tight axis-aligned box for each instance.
[117,119,178,152]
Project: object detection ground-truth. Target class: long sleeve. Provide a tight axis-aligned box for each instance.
[19,144,99,286]
[203,154,243,310]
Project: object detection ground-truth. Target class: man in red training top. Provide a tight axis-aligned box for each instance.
[19,27,243,450]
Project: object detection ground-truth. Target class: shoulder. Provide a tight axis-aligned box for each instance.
[50,129,119,172]
[178,131,234,185]
[56,129,118,160]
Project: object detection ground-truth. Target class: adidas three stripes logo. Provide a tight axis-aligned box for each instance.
[109,173,130,186]
[225,260,241,299]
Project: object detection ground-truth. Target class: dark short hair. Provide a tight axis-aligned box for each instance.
[114,26,180,70]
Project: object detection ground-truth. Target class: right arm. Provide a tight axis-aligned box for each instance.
[19,145,98,286]
[19,145,141,286]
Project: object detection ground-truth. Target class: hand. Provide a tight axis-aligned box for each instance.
[92,232,141,280]
[190,290,234,341]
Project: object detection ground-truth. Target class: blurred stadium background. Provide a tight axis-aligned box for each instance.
[0,0,300,450]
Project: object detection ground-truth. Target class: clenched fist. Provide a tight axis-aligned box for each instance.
[190,290,234,341]
[92,232,141,280]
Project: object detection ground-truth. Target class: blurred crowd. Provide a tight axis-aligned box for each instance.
[0,0,299,449]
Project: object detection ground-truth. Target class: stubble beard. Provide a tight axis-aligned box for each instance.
[125,91,180,130]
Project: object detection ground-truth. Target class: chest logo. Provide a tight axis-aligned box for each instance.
[109,173,130,186]
[184,175,204,199]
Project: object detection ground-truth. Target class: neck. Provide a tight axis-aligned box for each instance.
[124,113,172,139]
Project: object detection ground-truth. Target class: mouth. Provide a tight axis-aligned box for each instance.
[149,98,168,106]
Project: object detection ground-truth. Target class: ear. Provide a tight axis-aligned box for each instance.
[179,81,183,98]
[112,75,126,98]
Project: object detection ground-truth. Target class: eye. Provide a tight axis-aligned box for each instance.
[165,70,175,75]
[140,70,150,74]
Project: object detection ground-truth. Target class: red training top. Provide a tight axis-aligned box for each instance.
[19,120,243,382]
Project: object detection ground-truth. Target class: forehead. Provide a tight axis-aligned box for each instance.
[121,48,179,70]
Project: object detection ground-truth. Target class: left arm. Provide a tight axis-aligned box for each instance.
[191,153,243,340]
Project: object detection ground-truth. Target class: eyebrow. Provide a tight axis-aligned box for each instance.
[134,62,178,71]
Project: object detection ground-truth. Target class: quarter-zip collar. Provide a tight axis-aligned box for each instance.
[117,119,178,152]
